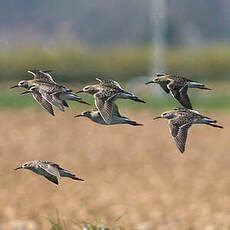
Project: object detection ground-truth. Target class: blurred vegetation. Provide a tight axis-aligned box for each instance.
[48,214,124,230]
[49,221,118,230]
[3,87,230,111]
[1,43,230,82]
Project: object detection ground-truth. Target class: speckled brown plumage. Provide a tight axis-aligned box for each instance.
[146,73,211,109]
[14,160,84,185]
[76,78,145,124]
[153,108,223,153]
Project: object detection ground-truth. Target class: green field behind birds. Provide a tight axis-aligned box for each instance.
[3,81,230,111]
[1,43,230,83]
[1,43,230,111]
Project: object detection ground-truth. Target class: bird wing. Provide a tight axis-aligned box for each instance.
[94,92,113,124]
[96,78,122,89]
[36,161,59,185]
[36,83,68,110]
[39,90,65,112]
[28,70,56,83]
[38,161,60,177]
[62,100,69,107]
[170,86,192,109]
[32,93,55,116]
[159,82,170,93]
[43,174,59,185]
[35,82,62,94]
[169,119,192,153]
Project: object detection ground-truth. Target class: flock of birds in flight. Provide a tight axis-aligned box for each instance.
[10,69,223,185]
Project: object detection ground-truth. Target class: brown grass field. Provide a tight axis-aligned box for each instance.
[0,108,229,230]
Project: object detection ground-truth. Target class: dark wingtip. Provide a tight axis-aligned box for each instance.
[133,123,144,126]
[206,123,224,129]
[72,176,85,181]
[200,87,212,90]
[77,100,91,105]
[134,98,146,103]
[178,147,185,154]
[52,178,59,185]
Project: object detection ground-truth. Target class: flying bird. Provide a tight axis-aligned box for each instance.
[21,86,55,116]
[10,69,56,89]
[14,160,84,185]
[22,81,89,113]
[146,73,211,109]
[11,70,90,112]
[76,77,145,124]
[75,103,143,126]
[153,108,223,153]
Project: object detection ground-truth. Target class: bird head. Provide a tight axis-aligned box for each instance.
[76,85,98,95]
[153,110,175,120]
[74,111,91,118]
[10,80,29,89]
[14,161,33,170]
[145,73,166,85]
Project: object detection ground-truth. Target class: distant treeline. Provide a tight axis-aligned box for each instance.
[1,43,229,82]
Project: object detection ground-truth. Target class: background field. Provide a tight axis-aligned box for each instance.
[0,105,229,230]
[1,0,230,229]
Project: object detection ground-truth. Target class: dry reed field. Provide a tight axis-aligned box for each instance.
[0,108,229,230]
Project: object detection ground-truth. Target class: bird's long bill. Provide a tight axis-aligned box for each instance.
[74,114,83,118]
[21,91,30,95]
[14,166,22,170]
[145,80,154,85]
[10,85,19,89]
[153,116,162,120]
[75,90,84,94]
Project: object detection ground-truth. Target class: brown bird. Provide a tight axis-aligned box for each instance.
[146,73,211,109]
[14,160,84,185]
[75,103,143,126]
[76,78,145,124]
[21,86,55,116]
[21,82,88,112]
[11,70,90,110]
[10,69,56,89]
[153,108,223,153]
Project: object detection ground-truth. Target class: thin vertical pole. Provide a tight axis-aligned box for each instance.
[149,0,167,75]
